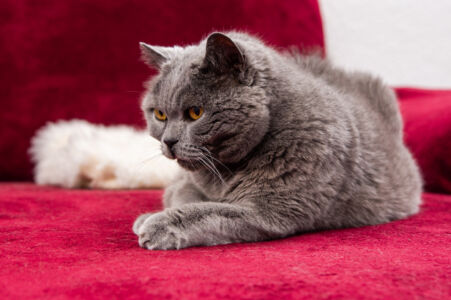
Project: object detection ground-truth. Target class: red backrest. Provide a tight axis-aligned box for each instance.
[397,88,451,194]
[0,0,324,181]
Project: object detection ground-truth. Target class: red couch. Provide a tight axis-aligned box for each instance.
[1,1,450,299]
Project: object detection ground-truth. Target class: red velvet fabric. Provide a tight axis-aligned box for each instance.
[0,183,449,299]
[396,88,451,193]
[0,0,324,181]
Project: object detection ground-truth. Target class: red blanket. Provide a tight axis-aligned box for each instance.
[0,183,450,299]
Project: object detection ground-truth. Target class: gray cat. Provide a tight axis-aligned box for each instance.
[132,32,422,250]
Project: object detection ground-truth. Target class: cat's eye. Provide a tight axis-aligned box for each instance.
[154,109,167,121]
[188,106,203,120]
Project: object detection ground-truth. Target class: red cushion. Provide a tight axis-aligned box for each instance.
[396,88,451,193]
[0,0,324,181]
[0,183,449,299]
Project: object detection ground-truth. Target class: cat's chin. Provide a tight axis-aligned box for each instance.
[176,159,201,171]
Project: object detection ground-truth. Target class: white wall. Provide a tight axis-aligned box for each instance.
[319,0,451,88]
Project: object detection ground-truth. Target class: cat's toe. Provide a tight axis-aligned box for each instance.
[139,237,152,249]
[132,213,153,235]
[137,217,182,250]
[138,233,168,250]
[138,229,180,250]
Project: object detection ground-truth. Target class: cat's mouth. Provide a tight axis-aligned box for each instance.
[163,146,217,171]
[162,149,197,170]
[162,147,177,160]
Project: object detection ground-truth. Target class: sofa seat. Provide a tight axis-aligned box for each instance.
[0,183,449,299]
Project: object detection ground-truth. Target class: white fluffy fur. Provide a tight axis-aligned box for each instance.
[29,120,179,189]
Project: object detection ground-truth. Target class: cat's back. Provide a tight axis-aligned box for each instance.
[290,53,403,135]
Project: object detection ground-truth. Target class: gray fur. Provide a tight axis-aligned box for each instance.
[133,32,422,250]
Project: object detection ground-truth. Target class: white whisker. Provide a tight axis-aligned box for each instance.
[133,152,164,172]
[198,152,226,185]
[201,146,233,176]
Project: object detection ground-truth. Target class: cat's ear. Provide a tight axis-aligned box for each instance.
[139,42,173,69]
[201,33,246,75]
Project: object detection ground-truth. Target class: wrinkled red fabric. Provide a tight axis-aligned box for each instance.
[0,0,324,181]
[0,183,449,299]
[396,88,451,193]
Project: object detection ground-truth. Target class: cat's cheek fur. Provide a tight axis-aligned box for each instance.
[215,106,270,163]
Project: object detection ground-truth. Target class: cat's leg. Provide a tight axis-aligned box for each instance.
[136,202,299,250]
[132,178,207,235]
[162,177,208,208]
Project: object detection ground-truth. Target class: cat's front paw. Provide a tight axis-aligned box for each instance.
[132,213,153,235]
[137,212,184,250]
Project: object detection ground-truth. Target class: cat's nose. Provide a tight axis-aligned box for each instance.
[163,138,178,150]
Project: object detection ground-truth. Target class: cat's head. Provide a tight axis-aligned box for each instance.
[140,32,270,170]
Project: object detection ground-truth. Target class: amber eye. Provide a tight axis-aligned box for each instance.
[154,109,167,121]
[188,106,203,120]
